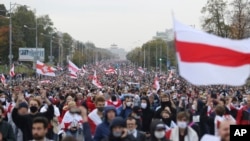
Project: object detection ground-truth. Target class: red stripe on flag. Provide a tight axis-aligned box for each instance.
[176,40,250,67]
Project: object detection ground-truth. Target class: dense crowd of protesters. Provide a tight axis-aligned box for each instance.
[0,61,249,141]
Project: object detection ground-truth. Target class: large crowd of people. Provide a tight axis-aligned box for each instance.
[0,61,249,141]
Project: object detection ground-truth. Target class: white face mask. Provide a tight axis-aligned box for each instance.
[141,103,147,109]
[128,129,136,134]
[0,98,5,102]
[192,104,196,110]
[177,121,187,129]
[154,131,165,139]
[126,102,132,107]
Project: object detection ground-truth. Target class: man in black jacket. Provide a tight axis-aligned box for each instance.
[12,91,54,141]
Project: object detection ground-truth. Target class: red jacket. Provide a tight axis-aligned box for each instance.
[86,97,96,112]
[236,105,250,125]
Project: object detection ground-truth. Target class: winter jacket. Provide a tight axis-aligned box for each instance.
[0,120,16,141]
[236,105,250,125]
[94,106,117,141]
[141,97,154,133]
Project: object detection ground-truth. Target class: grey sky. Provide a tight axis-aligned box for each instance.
[3,0,207,52]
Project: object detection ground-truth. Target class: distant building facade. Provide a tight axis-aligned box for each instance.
[153,29,174,42]
[108,44,127,60]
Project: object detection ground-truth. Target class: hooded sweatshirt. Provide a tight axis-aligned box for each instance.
[141,97,154,133]
[102,117,130,141]
[94,105,117,141]
[150,120,169,141]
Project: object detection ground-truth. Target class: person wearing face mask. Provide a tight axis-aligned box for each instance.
[154,93,177,121]
[150,120,170,141]
[102,117,130,141]
[126,116,146,141]
[94,105,117,141]
[117,97,133,119]
[166,111,198,141]
[88,95,106,135]
[12,91,54,141]
[160,110,176,131]
[0,106,15,141]
[129,106,142,130]
[141,97,154,135]
[62,101,83,139]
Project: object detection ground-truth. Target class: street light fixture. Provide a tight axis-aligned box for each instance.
[23,17,39,69]
[6,2,27,83]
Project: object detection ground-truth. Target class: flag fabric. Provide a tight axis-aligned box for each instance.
[36,61,56,76]
[92,70,102,88]
[104,68,116,74]
[40,80,52,84]
[153,74,160,91]
[128,70,134,76]
[138,67,145,74]
[1,74,6,84]
[68,60,80,79]
[9,64,15,77]
[174,19,250,86]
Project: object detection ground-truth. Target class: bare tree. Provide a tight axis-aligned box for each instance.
[230,0,250,39]
[201,0,230,37]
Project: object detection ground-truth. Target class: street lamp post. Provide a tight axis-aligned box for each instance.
[7,2,26,83]
[159,58,162,74]
[9,3,13,79]
[24,17,39,69]
[41,33,54,65]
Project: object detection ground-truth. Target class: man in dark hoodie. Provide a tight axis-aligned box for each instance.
[94,105,117,141]
[150,120,170,141]
[141,96,154,134]
[102,117,130,141]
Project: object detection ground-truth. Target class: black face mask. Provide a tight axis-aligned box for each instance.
[97,107,104,112]
[161,101,171,108]
[111,96,117,101]
[30,106,38,113]
[162,117,171,126]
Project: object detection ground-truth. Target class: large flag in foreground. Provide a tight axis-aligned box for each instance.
[36,61,56,76]
[174,19,250,86]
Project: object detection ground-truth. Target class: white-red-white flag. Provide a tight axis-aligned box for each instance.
[39,80,52,84]
[153,74,160,91]
[128,70,134,76]
[92,70,102,88]
[138,67,144,74]
[36,61,56,76]
[174,19,250,86]
[104,68,116,74]
[9,64,15,77]
[1,74,6,84]
[68,60,80,79]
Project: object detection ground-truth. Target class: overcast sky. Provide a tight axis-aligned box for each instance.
[3,0,207,52]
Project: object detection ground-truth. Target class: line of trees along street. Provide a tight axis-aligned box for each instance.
[0,4,115,68]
